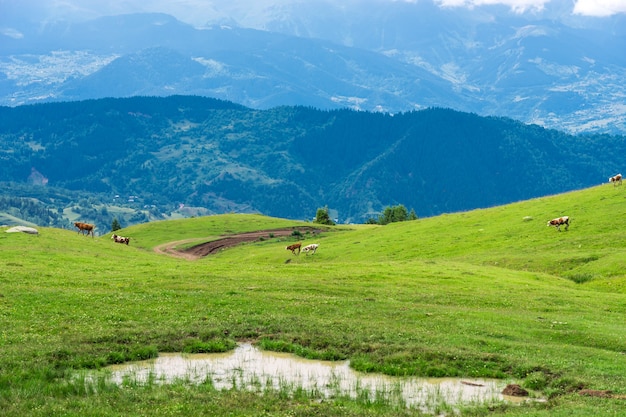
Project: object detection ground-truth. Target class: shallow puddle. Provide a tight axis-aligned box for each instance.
[103,343,526,412]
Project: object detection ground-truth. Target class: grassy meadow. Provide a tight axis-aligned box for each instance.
[1,184,626,416]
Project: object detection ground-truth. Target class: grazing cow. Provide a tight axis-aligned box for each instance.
[285,242,301,255]
[547,216,570,232]
[111,234,130,245]
[302,243,319,255]
[74,221,95,237]
[609,173,622,186]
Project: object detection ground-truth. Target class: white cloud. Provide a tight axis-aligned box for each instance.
[436,0,626,15]
[435,0,550,13]
[0,27,24,39]
[573,0,626,16]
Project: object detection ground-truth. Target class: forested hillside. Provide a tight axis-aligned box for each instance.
[1,95,625,227]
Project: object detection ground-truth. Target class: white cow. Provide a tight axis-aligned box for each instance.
[609,173,622,186]
[547,216,570,232]
[302,243,319,255]
[111,234,130,245]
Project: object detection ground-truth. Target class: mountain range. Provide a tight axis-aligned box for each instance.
[1,96,625,226]
[1,3,625,135]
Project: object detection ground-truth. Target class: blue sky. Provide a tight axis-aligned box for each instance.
[2,0,626,29]
[436,0,626,16]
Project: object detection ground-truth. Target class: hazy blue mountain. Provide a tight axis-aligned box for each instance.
[1,6,625,134]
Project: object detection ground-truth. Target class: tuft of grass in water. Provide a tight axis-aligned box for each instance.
[183,339,236,354]
[524,371,549,390]
[258,338,348,361]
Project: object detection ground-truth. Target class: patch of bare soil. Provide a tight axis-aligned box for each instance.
[501,384,528,397]
[578,389,626,399]
[153,227,321,260]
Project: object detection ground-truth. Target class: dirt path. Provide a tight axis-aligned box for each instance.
[153,227,321,260]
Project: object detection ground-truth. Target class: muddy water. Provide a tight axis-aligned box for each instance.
[106,343,524,411]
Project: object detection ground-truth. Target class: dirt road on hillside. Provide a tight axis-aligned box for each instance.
[153,227,322,260]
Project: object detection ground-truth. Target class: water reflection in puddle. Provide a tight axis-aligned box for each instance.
[104,343,523,412]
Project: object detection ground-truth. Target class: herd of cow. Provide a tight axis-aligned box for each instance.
[73,222,130,244]
[74,220,319,255]
[285,242,319,256]
[71,173,622,247]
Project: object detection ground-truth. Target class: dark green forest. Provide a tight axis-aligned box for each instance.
[1,95,625,229]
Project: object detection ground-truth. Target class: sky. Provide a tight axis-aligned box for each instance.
[2,0,626,29]
[436,0,626,16]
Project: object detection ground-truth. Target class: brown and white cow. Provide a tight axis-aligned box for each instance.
[547,216,570,232]
[302,243,319,255]
[74,221,95,237]
[609,173,622,186]
[285,242,301,255]
[111,234,130,245]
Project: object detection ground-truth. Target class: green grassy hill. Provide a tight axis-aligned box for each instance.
[1,184,625,416]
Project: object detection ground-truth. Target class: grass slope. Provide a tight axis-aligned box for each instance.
[0,211,39,227]
[1,185,626,416]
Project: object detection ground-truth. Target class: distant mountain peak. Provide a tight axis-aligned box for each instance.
[1,8,624,134]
